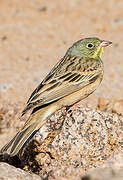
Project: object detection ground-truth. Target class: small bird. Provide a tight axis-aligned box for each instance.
[0,37,112,157]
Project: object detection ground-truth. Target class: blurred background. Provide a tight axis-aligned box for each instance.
[0,0,123,146]
[0,0,123,106]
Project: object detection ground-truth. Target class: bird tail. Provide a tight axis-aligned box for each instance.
[0,118,39,157]
[0,104,58,157]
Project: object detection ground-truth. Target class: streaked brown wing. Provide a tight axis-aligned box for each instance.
[22,55,101,115]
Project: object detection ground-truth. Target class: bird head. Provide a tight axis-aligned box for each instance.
[68,37,112,59]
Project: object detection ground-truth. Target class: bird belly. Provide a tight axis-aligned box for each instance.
[58,76,102,107]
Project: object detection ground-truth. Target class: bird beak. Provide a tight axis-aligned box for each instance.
[99,40,112,47]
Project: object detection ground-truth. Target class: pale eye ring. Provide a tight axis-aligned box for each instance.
[86,43,94,49]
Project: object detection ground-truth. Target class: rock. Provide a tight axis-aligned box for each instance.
[97,97,123,114]
[15,106,122,178]
[0,106,122,179]
[103,152,123,169]
[0,162,41,180]
[50,152,123,180]
[113,100,123,114]
[81,167,123,180]
[81,152,123,180]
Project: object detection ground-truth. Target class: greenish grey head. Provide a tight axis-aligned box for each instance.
[67,37,112,59]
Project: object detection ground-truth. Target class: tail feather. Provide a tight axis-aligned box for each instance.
[10,124,39,156]
[0,132,20,155]
[0,103,59,157]
[0,123,39,157]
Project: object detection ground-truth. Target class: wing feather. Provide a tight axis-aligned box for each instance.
[22,55,101,115]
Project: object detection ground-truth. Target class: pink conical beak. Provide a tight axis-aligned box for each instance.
[99,40,112,47]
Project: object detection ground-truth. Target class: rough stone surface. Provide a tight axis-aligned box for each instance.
[97,97,123,114]
[81,168,123,180]
[18,106,122,179]
[0,162,41,180]
[49,152,123,180]
[103,152,123,169]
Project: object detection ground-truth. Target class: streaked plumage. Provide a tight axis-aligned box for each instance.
[0,37,112,157]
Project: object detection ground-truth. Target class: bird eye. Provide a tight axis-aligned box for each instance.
[86,43,94,49]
